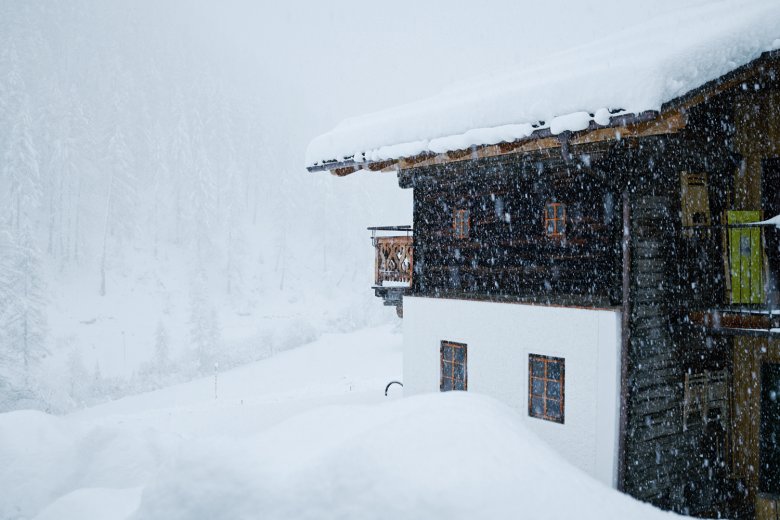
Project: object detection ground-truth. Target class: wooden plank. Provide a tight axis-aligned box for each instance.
[393,112,685,174]
[364,159,396,172]
[331,165,359,176]
[618,191,631,492]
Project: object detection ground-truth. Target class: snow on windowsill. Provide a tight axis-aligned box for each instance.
[377,281,411,288]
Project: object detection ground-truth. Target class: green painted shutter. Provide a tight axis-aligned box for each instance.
[727,210,764,304]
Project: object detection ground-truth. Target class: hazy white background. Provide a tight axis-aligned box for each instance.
[0,0,710,411]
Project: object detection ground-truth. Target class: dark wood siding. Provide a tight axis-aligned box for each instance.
[408,152,622,307]
[622,194,687,508]
[615,127,738,516]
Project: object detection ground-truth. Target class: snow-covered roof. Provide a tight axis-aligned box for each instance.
[306,1,780,171]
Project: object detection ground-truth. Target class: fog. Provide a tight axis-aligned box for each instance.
[0,0,707,410]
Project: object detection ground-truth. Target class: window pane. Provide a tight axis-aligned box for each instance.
[546,381,561,399]
[547,361,562,381]
[547,399,562,419]
[442,359,454,374]
[532,378,545,396]
[442,342,467,392]
[453,362,466,383]
[529,355,564,423]
[556,205,565,218]
[531,397,544,416]
[546,205,555,218]
[547,222,555,234]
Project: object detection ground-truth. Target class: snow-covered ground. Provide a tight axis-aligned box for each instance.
[1,324,677,520]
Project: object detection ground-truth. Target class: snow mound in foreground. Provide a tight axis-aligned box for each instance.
[133,393,676,520]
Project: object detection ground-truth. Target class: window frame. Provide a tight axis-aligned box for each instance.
[544,202,566,238]
[440,341,468,392]
[453,208,470,239]
[528,354,565,424]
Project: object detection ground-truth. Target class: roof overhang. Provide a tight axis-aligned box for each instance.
[308,49,780,177]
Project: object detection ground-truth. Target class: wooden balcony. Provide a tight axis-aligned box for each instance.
[682,219,780,336]
[369,226,413,316]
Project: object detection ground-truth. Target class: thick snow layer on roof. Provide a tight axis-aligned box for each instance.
[306,0,780,168]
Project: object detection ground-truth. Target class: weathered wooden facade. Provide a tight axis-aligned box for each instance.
[309,49,780,519]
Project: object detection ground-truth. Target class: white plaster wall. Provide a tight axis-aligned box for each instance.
[403,296,621,487]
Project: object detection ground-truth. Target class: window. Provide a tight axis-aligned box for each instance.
[528,354,564,423]
[440,341,467,391]
[544,202,566,237]
[453,209,470,239]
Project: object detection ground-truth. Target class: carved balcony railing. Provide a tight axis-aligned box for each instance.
[369,226,413,316]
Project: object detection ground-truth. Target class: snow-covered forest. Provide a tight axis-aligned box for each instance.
[0,0,415,412]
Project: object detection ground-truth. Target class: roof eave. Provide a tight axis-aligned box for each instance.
[307,49,780,176]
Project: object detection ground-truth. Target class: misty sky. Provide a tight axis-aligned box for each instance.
[174,0,713,153]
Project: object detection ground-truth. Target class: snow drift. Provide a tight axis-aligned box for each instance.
[0,325,674,519]
[132,393,678,520]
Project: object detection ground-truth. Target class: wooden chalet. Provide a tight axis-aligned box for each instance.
[307,14,780,520]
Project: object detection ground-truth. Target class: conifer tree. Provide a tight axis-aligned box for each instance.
[154,320,171,373]
[0,226,48,400]
[100,122,137,296]
[3,99,41,234]
[188,271,221,373]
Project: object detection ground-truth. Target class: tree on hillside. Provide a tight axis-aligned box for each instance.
[145,120,171,258]
[0,40,25,144]
[0,226,48,404]
[44,88,91,263]
[3,98,41,234]
[100,120,136,296]
[169,91,192,246]
[188,271,221,374]
[185,110,218,259]
[154,320,171,373]
[67,346,89,405]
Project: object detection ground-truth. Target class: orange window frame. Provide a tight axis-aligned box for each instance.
[528,354,565,423]
[544,202,566,237]
[440,341,467,392]
[453,209,470,239]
